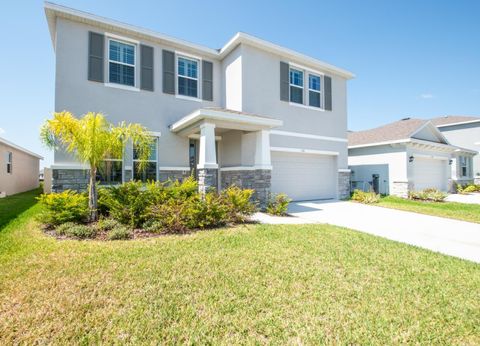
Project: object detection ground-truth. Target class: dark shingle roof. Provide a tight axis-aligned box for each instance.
[348,118,428,146]
[429,115,480,126]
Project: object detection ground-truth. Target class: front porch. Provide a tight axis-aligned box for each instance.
[170,107,283,205]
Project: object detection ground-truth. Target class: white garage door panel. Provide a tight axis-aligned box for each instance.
[412,158,447,191]
[271,152,336,201]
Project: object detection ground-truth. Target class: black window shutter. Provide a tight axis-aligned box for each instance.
[324,76,332,111]
[140,45,154,91]
[202,60,213,101]
[88,32,104,82]
[162,50,175,94]
[280,61,289,101]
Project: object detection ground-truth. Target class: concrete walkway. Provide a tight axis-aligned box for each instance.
[255,200,480,263]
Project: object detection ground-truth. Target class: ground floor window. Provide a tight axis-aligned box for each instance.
[459,156,471,177]
[6,151,12,174]
[133,137,158,182]
[97,160,123,185]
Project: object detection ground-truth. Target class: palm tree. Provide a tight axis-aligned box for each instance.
[41,111,154,221]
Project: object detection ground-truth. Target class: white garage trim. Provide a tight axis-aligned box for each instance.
[270,130,347,143]
[270,146,339,156]
[412,154,449,161]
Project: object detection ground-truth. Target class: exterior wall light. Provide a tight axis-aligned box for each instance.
[409,156,414,163]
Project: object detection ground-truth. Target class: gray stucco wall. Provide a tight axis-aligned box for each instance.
[54,18,222,167]
[438,123,480,177]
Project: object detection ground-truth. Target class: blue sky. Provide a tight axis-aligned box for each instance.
[1,0,479,167]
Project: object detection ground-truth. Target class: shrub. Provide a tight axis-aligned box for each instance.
[266,193,291,215]
[107,226,132,240]
[96,218,121,231]
[37,190,89,226]
[409,188,447,202]
[351,189,380,204]
[98,181,153,227]
[54,222,78,236]
[62,224,96,239]
[142,220,165,233]
[221,186,257,222]
[458,184,480,194]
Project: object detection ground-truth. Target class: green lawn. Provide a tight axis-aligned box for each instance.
[0,191,479,344]
[378,195,480,223]
[0,188,41,229]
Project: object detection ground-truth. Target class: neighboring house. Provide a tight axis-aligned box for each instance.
[44,3,355,204]
[430,115,480,184]
[0,137,42,197]
[348,118,476,197]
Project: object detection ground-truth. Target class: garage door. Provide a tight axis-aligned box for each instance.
[271,151,337,201]
[412,157,447,191]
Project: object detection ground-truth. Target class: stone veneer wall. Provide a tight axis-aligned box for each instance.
[391,181,410,198]
[52,169,89,192]
[198,168,218,195]
[221,169,271,208]
[158,170,191,183]
[337,171,351,199]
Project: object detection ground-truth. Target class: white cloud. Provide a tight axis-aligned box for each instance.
[420,93,435,99]
[0,128,4,135]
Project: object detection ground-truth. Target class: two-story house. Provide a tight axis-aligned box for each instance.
[430,116,480,185]
[45,2,354,204]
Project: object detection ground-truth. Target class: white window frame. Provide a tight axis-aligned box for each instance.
[133,137,159,181]
[107,38,137,89]
[176,55,201,100]
[289,68,304,104]
[6,151,12,174]
[308,73,323,109]
[288,62,326,112]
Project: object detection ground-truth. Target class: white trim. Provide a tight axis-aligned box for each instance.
[270,130,347,143]
[170,108,283,132]
[175,50,202,61]
[289,62,325,76]
[220,166,272,171]
[177,55,200,99]
[107,37,137,88]
[105,32,139,44]
[338,168,351,172]
[436,119,480,128]
[412,154,449,161]
[124,165,132,170]
[410,121,450,145]
[175,94,203,102]
[44,3,354,79]
[51,163,88,170]
[270,147,339,156]
[104,83,140,92]
[149,131,162,137]
[288,102,325,112]
[188,134,222,141]
[348,139,411,149]
[0,137,43,159]
[197,163,219,169]
[159,166,190,171]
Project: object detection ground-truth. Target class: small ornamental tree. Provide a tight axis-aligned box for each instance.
[41,111,153,221]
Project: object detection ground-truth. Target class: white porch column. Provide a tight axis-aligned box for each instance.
[254,130,272,169]
[197,123,218,169]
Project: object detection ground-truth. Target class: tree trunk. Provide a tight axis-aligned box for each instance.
[88,166,98,222]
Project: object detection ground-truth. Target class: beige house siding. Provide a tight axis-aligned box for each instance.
[0,141,41,196]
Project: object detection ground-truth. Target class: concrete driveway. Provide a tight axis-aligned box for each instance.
[267,200,480,263]
[446,193,480,205]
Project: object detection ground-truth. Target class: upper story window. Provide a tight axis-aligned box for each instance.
[178,57,198,98]
[133,138,158,182]
[6,152,12,174]
[289,68,303,104]
[109,40,135,87]
[309,74,322,108]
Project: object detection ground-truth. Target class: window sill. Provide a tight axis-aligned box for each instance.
[175,94,203,102]
[289,102,325,112]
[104,82,140,92]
